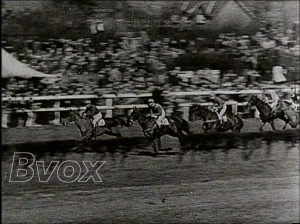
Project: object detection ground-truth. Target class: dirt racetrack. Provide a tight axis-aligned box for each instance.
[1,119,300,223]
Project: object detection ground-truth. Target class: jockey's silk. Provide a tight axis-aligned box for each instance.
[92,112,105,126]
[213,97,224,110]
[214,102,227,121]
[156,110,167,127]
[149,103,167,127]
[263,90,279,104]
[149,103,164,117]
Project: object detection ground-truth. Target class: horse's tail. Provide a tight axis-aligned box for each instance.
[116,118,130,128]
[233,114,244,129]
[170,116,191,135]
[116,118,122,128]
[181,118,191,135]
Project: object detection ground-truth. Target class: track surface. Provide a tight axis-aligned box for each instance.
[1,118,295,145]
[2,119,300,224]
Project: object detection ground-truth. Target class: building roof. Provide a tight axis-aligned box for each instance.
[184,1,257,19]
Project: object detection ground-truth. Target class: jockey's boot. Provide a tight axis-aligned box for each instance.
[271,109,276,118]
[92,124,97,137]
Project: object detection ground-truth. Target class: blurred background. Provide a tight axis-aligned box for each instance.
[2,3,300,223]
[2,0,300,126]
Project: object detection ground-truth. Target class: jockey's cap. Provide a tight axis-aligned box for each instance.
[148,99,155,103]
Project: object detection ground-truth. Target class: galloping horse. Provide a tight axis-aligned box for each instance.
[247,95,299,131]
[277,100,299,129]
[189,104,244,133]
[62,109,125,141]
[127,107,190,152]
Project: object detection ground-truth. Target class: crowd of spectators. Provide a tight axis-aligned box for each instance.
[2,21,299,125]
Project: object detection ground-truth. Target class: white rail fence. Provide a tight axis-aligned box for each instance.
[2,89,297,128]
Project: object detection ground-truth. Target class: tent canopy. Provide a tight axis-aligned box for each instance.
[2,48,61,79]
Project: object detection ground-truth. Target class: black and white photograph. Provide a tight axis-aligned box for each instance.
[1,1,300,223]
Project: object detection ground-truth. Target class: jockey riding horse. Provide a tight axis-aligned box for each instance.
[262,88,297,118]
[262,88,280,117]
[209,93,227,125]
[146,98,168,132]
[283,88,298,111]
[83,104,105,136]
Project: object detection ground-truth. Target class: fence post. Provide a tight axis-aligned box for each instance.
[17,117,25,127]
[2,109,8,128]
[105,95,114,118]
[165,106,174,117]
[52,101,60,125]
[26,112,34,127]
[182,106,189,120]
[232,101,238,115]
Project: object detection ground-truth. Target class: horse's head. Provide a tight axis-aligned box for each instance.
[247,95,259,110]
[128,106,140,125]
[189,104,203,122]
[61,109,85,126]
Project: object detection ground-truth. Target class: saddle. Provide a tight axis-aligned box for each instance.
[160,118,169,126]
[149,115,169,126]
[92,112,105,127]
[97,119,106,126]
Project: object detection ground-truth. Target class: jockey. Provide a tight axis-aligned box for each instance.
[284,88,298,111]
[83,104,104,130]
[209,93,227,124]
[262,88,279,116]
[147,98,166,128]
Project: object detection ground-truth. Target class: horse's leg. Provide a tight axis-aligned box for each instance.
[270,119,276,130]
[105,127,123,139]
[231,115,240,133]
[282,121,287,130]
[259,121,266,131]
[181,120,191,135]
[151,139,158,153]
[90,127,107,140]
[104,129,123,138]
[157,137,161,151]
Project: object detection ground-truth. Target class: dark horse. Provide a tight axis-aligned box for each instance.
[62,109,126,141]
[189,104,244,133]
[247,95,299,131]
[127,107,191,152]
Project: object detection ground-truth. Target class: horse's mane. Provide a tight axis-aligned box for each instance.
[72,110,85,118]
[199,105,211,112]
[192,104,211,113]
[132,107,148,117]
[251,95,271,109]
